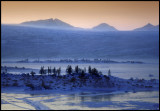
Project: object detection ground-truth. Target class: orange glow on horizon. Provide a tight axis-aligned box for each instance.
[1,1,159,30]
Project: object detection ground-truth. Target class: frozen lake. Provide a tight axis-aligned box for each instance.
[1,62,159,80]
[1,88,159,110]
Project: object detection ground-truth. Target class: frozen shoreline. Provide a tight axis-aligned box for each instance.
[2,85,159,96]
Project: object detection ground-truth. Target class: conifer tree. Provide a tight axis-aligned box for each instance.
[75,65,79,73]
[88,66,92,74]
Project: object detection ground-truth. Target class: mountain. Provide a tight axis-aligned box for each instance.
[134,23,159,31]
[20,18,75,29]
[92,23,118,31]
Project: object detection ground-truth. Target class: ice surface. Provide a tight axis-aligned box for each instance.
[1,88,159,110]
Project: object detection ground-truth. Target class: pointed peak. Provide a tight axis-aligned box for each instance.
[53,18,62,21]
[145,23,154,27]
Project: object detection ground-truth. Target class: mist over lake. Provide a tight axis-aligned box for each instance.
[1,24,159,61]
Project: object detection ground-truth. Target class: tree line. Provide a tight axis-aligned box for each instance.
[33,65,111,77]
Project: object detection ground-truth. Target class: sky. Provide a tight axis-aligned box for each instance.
[1,1,159,30]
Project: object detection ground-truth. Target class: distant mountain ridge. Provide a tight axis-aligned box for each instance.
[21,18,74,29]
[19,18,159,31]
[134,23,159,31]
[92,23,118,31]
[20,18,118,31]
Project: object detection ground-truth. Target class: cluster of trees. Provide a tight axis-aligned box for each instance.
[31,65,111,77]
[39,66,61,76]
[66,65,111,77]
[66,65,87,75]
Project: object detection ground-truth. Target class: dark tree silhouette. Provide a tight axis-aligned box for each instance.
[57,67,61,76]
[53,67,56,75]
[66,65,72,74]
[91,68,99,76]
[30,71,36,77]
[39,66,44,75]
[81,70,85,77]
[47,66,51,75]
[88,66,92,74]
[75,65,79,73]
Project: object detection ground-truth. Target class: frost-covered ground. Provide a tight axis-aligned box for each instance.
[1,72,159,90]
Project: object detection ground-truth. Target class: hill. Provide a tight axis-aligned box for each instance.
[134,23,159,31]
[92,23,118,31]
